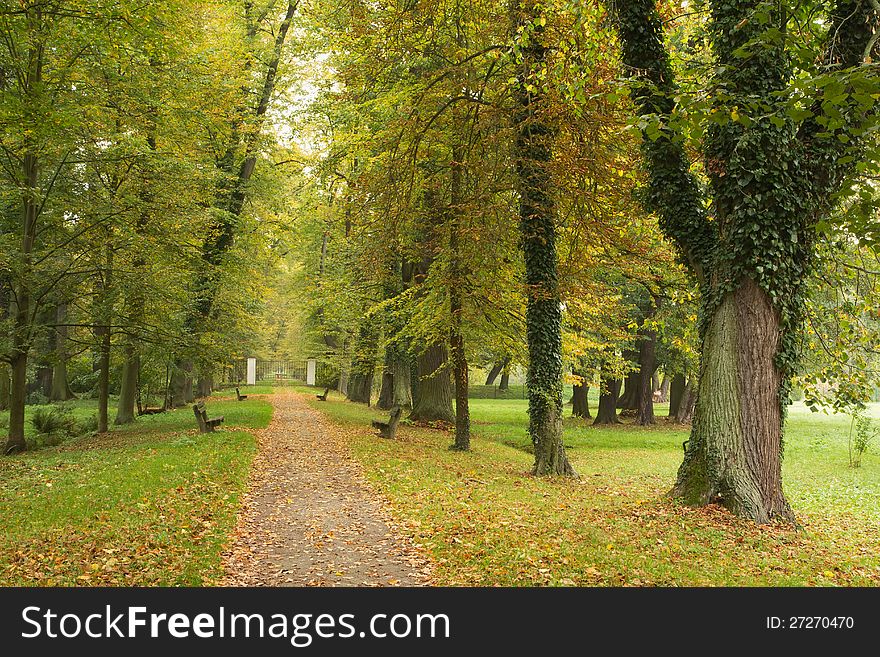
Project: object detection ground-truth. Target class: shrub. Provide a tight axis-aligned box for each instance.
[849,412,876,468]
[26,390,48,406]
[28,406,78,448]
[75,414,99,437]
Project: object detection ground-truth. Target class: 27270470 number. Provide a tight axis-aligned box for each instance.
[767,616,854,629]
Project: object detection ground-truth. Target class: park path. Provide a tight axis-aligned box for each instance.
[221,389,432,586]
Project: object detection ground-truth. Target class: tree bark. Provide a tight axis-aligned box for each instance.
[115,348,138,425]
[617,349,640,410]
[96,322,111,434]
[672,278,793,523]
[5,110,41,453]
[377,370,394,410]
[572,381,591,418]
[511,0,574,476]
[669,373,686,418]
[498,370,510,391]
[485,359,508,386]
[637,328,657,426]
[0,364,9,412]
[676,379,697,425]
[659,375,670,404]
[449,328,470,450]
[409,343,454,423]
[49,303,75,402]
[347,372,373,405]
[594,374,620,426]
[168,361,193,409]
[377,349,412,410]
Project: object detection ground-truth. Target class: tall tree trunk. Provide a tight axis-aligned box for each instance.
[50,303,75,402]
[617,372,640,410]
[0,364,9,412]
[409,343,454,423]
[96,323,110,434]
[377,349,412,410]
[511,0,574,476]
[36,365,53,398]
[485,359,507,386]
[637,328,657,426]
[347,326,377,405]
[115,348,138,425]
[95,242,113,434]
[377,370,394,410]
[617,349,640,410]
[5,123,41,453]
[6,353,28,453]
[672,278,792,523]
[658,375,670,404]
[572,380,591,418]
[594,374,620,426]
[197,375,213,398]
[168,362,193,409]
[181,3,299,383]
[449,327,470,451]
[676,378,697,425]
[448,139,470,451]
[669,373,686,418]
[498,370,510,391]
[347,372,373,405]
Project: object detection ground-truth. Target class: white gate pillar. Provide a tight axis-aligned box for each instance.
[246,358,257,386]
[306,359,317,386]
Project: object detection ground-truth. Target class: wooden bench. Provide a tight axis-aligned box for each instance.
[236,387,248,401]
[193,401,224,433]
[316,386,330,401]
[372,406,403,440]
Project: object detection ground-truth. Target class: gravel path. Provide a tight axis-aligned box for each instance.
[222,390,432,586]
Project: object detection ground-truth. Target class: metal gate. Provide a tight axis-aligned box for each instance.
[227,359,309,385]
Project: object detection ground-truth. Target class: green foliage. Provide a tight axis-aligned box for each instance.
[850,411,876,468]
[613,0,880,420]
[29,407,78,447]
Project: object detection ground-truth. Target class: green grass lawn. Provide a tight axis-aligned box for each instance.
[0,396,272,586]
[298,385,880,586]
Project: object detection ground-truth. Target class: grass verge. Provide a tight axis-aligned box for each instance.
[298,386,880,586]
[0,397,272,586]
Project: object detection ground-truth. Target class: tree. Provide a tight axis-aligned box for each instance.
[510,0,575,476]
[613,0,878,522]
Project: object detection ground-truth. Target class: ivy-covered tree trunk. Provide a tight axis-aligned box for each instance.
[614,0,875,522]
[409,343,455,423]
[510,0,575,476]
